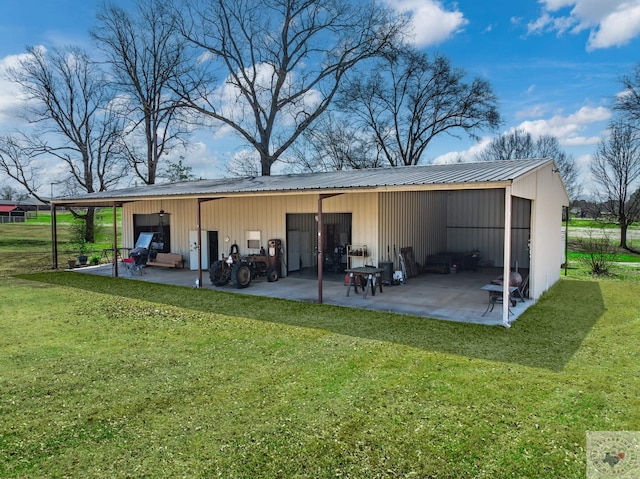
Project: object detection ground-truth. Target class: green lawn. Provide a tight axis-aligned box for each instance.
[567,251,640,263]
[568,218,640,229]
[1,272,638,478]
[0,211,122,275]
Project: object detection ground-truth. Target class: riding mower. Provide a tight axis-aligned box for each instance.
[209,243,278,289]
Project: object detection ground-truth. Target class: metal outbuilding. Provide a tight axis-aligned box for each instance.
[52,159,570,327]
[0,204,27,223]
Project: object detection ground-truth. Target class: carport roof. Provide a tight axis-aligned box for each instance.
[54,158,553,206]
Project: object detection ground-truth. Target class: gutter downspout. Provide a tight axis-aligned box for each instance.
[502,185,513,328]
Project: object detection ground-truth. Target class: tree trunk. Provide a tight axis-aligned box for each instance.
[260,150,273,176]
[620,222,628,250]
[85,207,96,243]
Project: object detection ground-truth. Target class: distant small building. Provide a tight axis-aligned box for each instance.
[0,198,49,219]
[0,204,26,223]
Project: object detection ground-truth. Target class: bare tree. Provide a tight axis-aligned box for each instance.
[615,63,640,129]
[225,150,261,178]
[4,46,126,241]
[0,183,27,201]
[476,128,580,200]
[285,113,383,173]
[93,0,196,185]
[589,122,640,250]
[476,128,535,161]
[340,48,500,167]
[535,134,581,200]
[0,134,49,203]
[174,0,405,176]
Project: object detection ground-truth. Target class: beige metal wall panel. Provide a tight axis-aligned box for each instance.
[378,191,447,269]
[122,199,198,259]
[121,200,165,247]
[196,192,379,263]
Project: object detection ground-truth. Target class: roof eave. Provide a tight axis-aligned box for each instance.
[51,179,515,207]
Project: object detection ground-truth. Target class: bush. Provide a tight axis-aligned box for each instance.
[576,229,616,275]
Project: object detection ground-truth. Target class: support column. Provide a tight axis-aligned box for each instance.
[112,202,119,277]
[51,204,58,269]
[317,196,324,304]
[197,199,203,288]
[502,186,513,328]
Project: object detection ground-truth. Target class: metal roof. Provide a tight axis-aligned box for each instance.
[0,205,22,213]
[54,158,553,205]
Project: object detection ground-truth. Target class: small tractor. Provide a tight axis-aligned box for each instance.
[209,243,279,289]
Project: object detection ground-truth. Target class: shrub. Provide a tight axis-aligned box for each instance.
[576,229,616,275]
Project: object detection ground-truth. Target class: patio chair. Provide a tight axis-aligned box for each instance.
[491,272,528,303]
[124,251,147,276]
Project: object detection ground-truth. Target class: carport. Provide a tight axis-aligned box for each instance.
[52,159,569,327]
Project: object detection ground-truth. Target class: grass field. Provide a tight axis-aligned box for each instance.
[0,211,121,276]
[1,272,639,478]
[568,218,640,229]
[1,216,639,477]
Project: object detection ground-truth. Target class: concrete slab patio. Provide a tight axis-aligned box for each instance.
[74,263,534,326]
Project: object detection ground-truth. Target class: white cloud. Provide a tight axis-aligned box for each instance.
[434,105,610,164]
[528,0,640,49]
[0,52,33,125]
[575,152,592,171]
[517,105,611,145]
[433,137,492,164]
[587,3,640,49]
[384,0,468,47]
[515,103,547,119]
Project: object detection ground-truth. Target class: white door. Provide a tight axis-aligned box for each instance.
[189,230,209,270]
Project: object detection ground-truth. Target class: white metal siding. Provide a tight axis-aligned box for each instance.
[528,165,569,299]
[512,171,538,200]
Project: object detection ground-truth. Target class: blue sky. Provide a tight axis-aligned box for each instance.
[1,0,640,188]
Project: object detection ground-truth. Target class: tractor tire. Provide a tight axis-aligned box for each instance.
[210,260,230,286]
[232,261,252,289]
[266,267,278,282]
